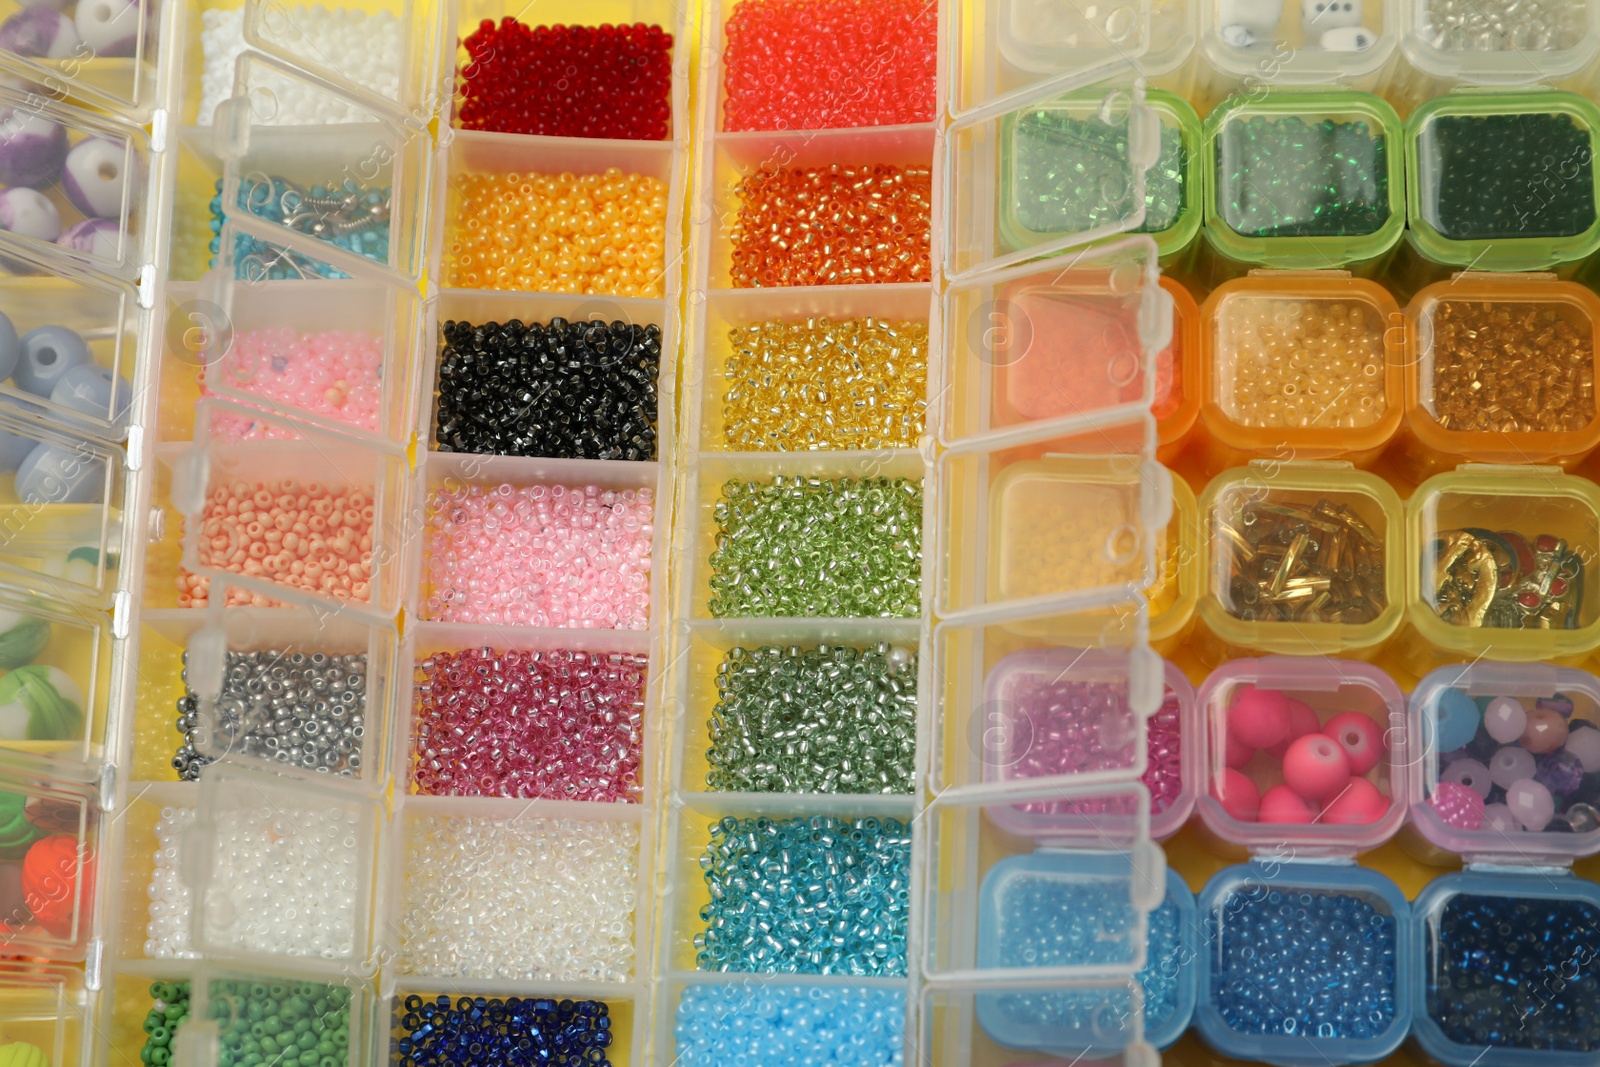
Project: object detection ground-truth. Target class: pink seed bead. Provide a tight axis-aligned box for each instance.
[410,646,647,801]
[423,482,654,629]
[201,328,386,440]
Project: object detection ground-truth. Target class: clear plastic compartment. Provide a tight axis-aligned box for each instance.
[1398,0,1600,82]
[1196,656,1410,855]
[195,269,424,451]
[0,585,114,772]
[1400,273,1600,478]
[1196,862,1413,1066]
[383,794,650,986]
[1196,272,1403,473]
[921,781,1163,982]
[0,763,100,961]
[1202,92,1405,269]
[182,764,381,969]
[0,963,93,1067]
[172,397,410,621]
[1411,869,1600,1067]
[1405,90,1600,271]
[0,0,168,120]
[0,88,152,281]
[945,80,1156,279]
[936,427,1168,618]
[1408,662,1600,862]
[214,53,433,282]
[105,781,196,962]
[939,235,1167,447]
[1199,0,1398,83]
[1197,461,1404,658]
[182,960,380,1067]
[389,981,645,1067]
[1405,464,1600,663]
[686,284,931,453]
[94,966,197,1067]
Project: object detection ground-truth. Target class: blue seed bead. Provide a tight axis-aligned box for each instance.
[394,996,614,1067]
[674,983,904,1067]
[996,876,1139,969]
[1428,893,1600,1051]
[1212,889,1397,1040]
[695,815,911,977]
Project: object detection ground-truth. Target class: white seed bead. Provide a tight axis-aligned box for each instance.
[145,805,198,960]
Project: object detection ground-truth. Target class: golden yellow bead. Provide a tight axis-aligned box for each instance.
[1216,298,1387,429]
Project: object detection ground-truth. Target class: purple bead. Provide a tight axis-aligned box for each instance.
[61,137,128,219]
[1536,749,1585,797]
[0,186,58,243]
[1537,693,1577,718]
[55,217,120,260]
[0,109,65,188]
[0,9,79,58]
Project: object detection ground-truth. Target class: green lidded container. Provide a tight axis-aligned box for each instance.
[1406,89,1600,271]
[1203,89,1405,270]
[1000,88,1203,261]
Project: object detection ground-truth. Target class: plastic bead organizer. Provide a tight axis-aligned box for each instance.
[11,0,1600,1064]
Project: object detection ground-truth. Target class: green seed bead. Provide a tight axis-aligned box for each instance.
[151,1049,169,1066]
[1011,107,1187,236]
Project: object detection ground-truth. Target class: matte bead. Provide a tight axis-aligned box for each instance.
[0,187,59,245]
[1214,767,1260,822]
[13,325,90,396]
[1227,684,1290,749]
[1507,778,1556,831]
[1266,696,1321,759]
[1283,733,1352,801]
[1481,801,1517,832]
[1225,730,1256,769]
[1566,724,1600,772]
[0,109,65,188]
[1489,745,1537,789]
[49,364,131,428]
[61,137,128,219]
[1442,757,1492,798]
[1322,711,1384,777]
[1259,784,1317,823]
[1322,776,1389,824]
[73,0,139,56]
[14,443,103,505]
[0,9,79,57]
[1432,688,1483,754]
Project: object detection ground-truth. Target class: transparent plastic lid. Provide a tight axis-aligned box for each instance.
[0,585,111,771]
[174,397,410,623]
[1200,0,1398,79]
[0,764,98,961]
[1197,655,1410,856]
[186,764,381,968]
[922,781,1163,982]
[940,235,1167,446]
[184,959,378,1067]
[215,53,432,282]
[946,79,1157,279]
[197,257,423,450]
[0,0,167,119]
[0,88,150,280]
[0,962,91,1067]
[1409,662,1600,863]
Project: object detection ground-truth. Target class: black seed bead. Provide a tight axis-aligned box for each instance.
[434,317,661,461]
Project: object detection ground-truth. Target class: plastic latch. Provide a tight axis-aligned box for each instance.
[169,448,208,517]
[1450,271,1557,284]
[148,107,168,153]
[187,626,228,704]
[110,588,131,639]
[1465,860,1574,876]
[83,937,102,992]
[135,265,156,309]
[1125,1039,1160,1067]
[1127,645,1164,716]
[1246,268,1355,280]
[1140,283,1174,357]
[1140,462,1174,532]
[172,1019,220,1067]
[1126,97,1162,171]
[211,97,250,161]
[125,424,144,471]
[1247,457,1355,472]
[1130,841,1167,911]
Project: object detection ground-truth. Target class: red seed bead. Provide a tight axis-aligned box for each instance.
[456,20,673,140]
[722,0,937,132]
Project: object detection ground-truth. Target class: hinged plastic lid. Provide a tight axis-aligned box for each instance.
[0,0,170,120]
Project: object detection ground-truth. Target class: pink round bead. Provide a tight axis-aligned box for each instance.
[1227,685,1289,750]
[1322,711,1384,777]
[1258,784,1317,824]
[1224,730,1255,770]
[1522,708,1570,754]
[1213,767,1260,822]
[1282,732,1352,802]
[1266,697,1322,759]
[1321,776,1388,825]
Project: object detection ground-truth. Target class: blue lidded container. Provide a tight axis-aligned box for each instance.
[1197,861,1412,1066]
[1413,869,1600,1067]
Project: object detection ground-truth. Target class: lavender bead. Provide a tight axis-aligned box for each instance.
[1537,693,1577,718]
[1489,745,1537,790]
[0,109,65,188]
[0,9,80,58]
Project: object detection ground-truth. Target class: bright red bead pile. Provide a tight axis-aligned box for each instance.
[411,647,647,802]
[721,0,938,132]
[456,20,673,139]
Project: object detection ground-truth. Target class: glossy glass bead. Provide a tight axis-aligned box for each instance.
[1216,115,1390,238]
[1420,112,1596,240]
[674,983,904,1067]
[1011,109,1186,236]
[395,996,616,1067]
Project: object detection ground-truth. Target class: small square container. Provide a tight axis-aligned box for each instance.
[385,794,649,985]
[946,79,1157,279]
[214,53,432,283]
[0,89,152,281]
[0,764,101,962]
[165,129,223,280]
[1406,91,1600,271]
[1203,92,1404,270]
[96,966,197,1067]
[178,592,399,787]
[1408,662,1600,862]
[1155,274,1201,464]
[1199,0,1398,82]
[0,585,114,773]
[1412,869,1600,1067]
[950,0,1155,119]
[926,976,1152,1066]
[662,976,906,1067]
[1197,862,1412,1067]
[0,250,146,441]
[1399,0,1600,81]
[1198,462,1404,658]
[185,964,378,1067]
[1196,657,1409,855]
[1150,470,1198,655]
[939,235,1166,447]
[184,764,381,970]
[392,983,644,1067]
[921,781,1164,982]
[195,266,425,451]
[974,867,1196,1054]
[937,436,1168,619]
[0,406,126,607]
[0,0,169,120]
[999,89,1201,263]
[1400,274,1600,478]
[1405,465,1600,663]
[1197,273,1403,474]
[173,397,410,622]
[105,782,195,962]
[0,963,93,1067]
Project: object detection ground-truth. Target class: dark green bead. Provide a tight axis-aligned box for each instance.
[1420,111,1596,240]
